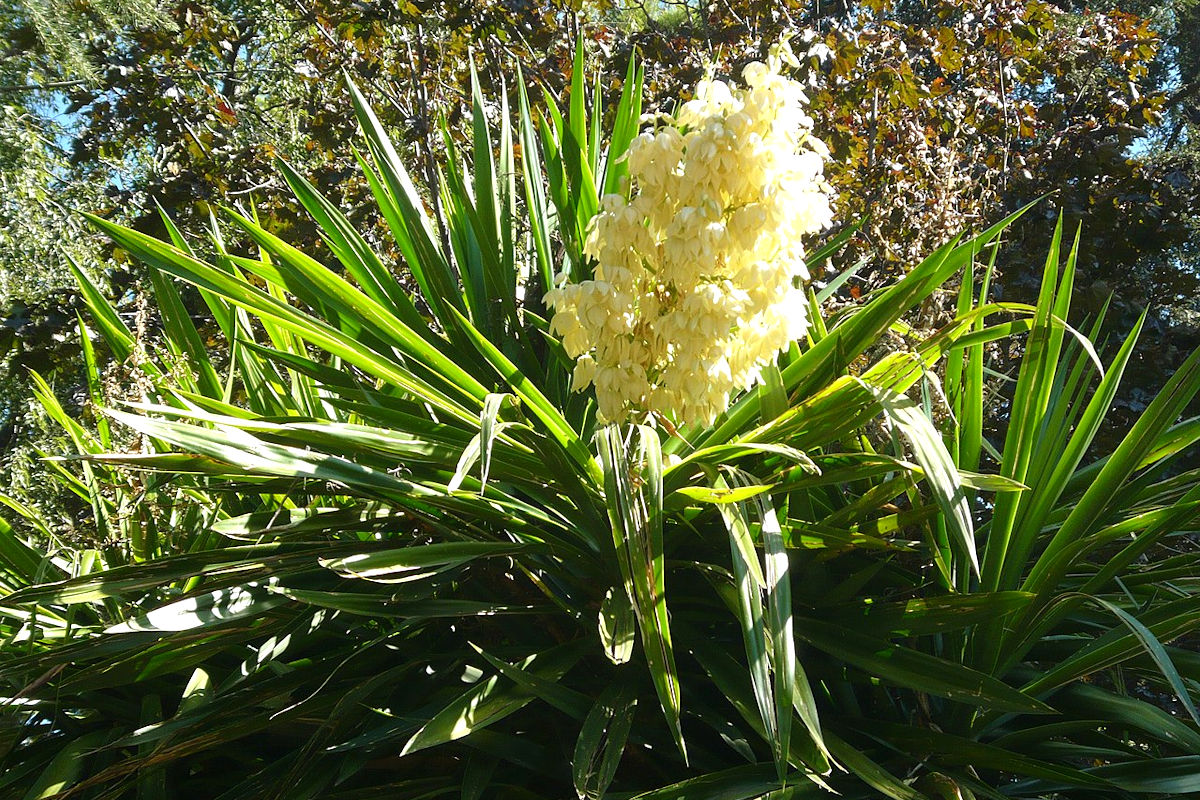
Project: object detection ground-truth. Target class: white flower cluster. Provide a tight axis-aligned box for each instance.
[546,42,835,426]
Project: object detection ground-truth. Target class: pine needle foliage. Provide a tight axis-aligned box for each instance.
[13,0,172,82]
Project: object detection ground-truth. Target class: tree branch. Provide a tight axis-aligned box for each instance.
[0,79,90,92]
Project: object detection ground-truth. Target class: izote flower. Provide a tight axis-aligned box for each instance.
[546,41,835,426]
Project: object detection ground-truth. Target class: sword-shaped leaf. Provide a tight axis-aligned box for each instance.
[597,424,684,760]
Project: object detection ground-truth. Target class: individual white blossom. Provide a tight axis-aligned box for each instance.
[545,41,835,426]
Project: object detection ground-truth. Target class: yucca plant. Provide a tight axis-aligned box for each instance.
[5,44,1200,800]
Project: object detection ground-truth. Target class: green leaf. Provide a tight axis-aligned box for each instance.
[717,477,775,766]
[998,310,1145,593]
[445,303,598,480]
[461,753,498,800]
[955,471,1028,493]
[106,582,287,633]
[1090,596,1200,725]
[979,219,1069,593]
[598,586,635,665]
[1086,756,1200,793]
[716,468,806,783]
[867,383,977,578]
[143,220,221,397]
[105,409,430,499]
[22,731,108,800]
[572,682,637,800]
[449,394,517,494]
[798,619,1054,714]
[868,720,1116,790]
[597,424,685,761]
[64,252,137,365]
[759,363,788,424]
[688,634,830,775]
[601,56,644,197]
[666,443,818,490]
[469,642,591,719]
[516,66,556,295]
[400,642,584,756]
[815,255,869,304]
[319,542,527,583]
[754,483,798,784]
[81,213,480,426]
[345,77,464,328]
[825,592,1034,636]
[274,158,425,327]
[1048,681,1200,753]
[211,506,398,540]
[629,765,813,800]
[1020,595,1200,695]
[675,484,774,505]
[1,542,338,606]
[824,732,930,800]
[221,205,489,405]
[1025,340,1200,596]
[0,511,56,587]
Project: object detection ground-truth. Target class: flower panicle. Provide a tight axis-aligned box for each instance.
[546,48,835,426]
